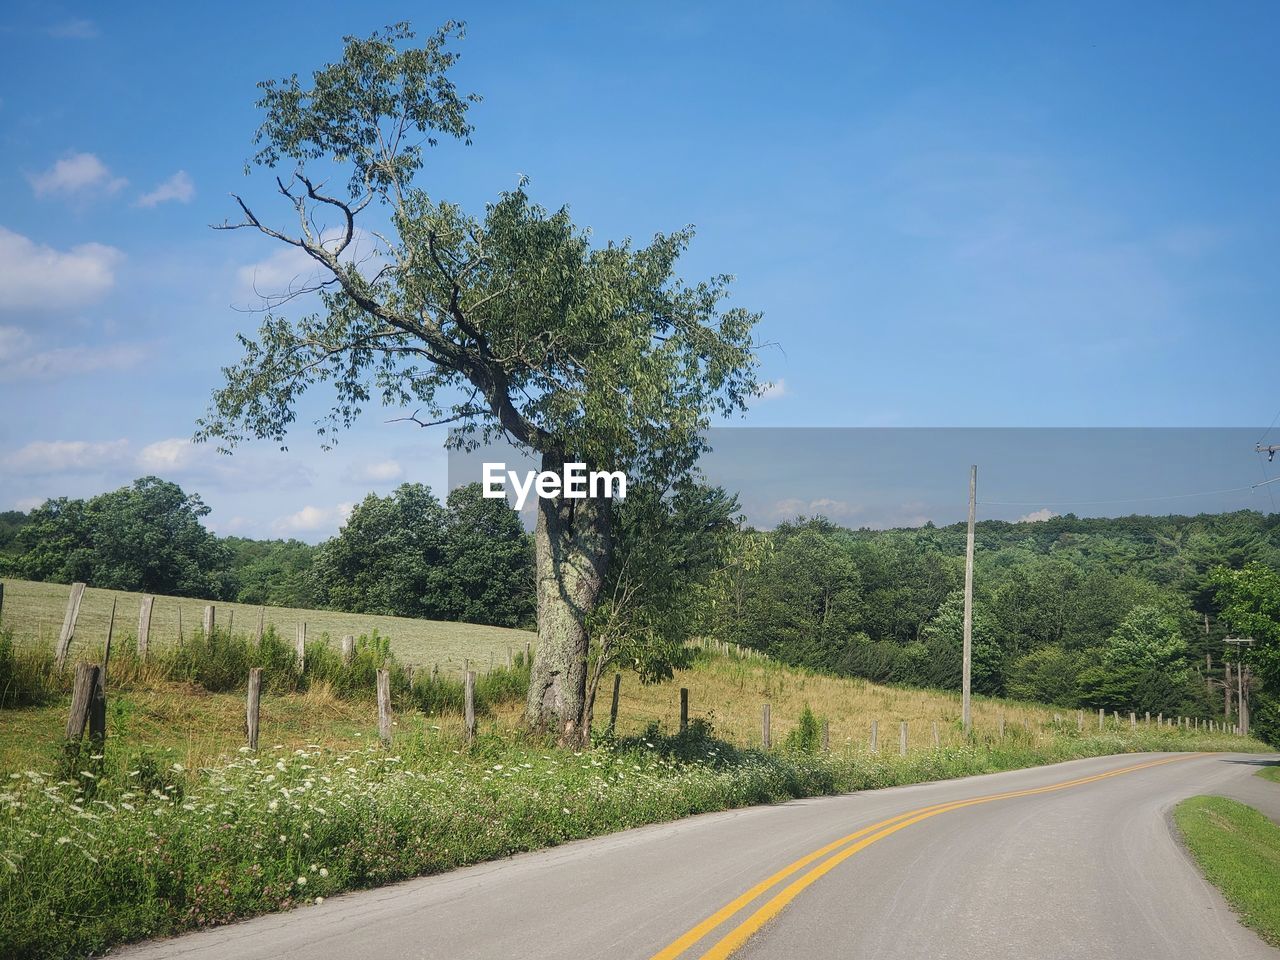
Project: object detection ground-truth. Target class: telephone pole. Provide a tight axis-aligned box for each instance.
[1225,637,1255,736]
[962,465,976,735]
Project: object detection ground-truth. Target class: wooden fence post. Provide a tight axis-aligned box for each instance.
[932,720,940,748]
[377,669,392,745]
[870,719,879,753]
[998,714,1005,739]
[246,668,262,751]
[1158,712,1163,726]
[256,607,265,646]
[1098,708,1104,730]
[899,722,908,756]
[464,670,477,744]
[105,598,116,661]
[762,703,772,750]
[88,665,107,742]
[0,580,4,625]
[203,604,215,637]
[295,623,306,670]
[609,673,621,733]
[679,688,689,733]
[1077,710,1083,732]
[822,719,830,753]
[524,642,531,667]
[55,582,86,669]
[137,596,154,661]
[177,605,183,646]
[227,610,234,633]
[507,646,513,669]
[65,663,98,740]
[1130,712,1136,730]
[1145,711,1150,726]
[341,635,355,664]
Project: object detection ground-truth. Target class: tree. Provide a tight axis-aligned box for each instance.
[1213,563,1280,744]
[310,483,449,618]
[196,23,760,742]
[15,478,232,598]
[441,483,534,627]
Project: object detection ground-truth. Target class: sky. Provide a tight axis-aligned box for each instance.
[2,2,1280,539]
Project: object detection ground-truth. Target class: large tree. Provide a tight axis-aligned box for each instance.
[196,22,761,743]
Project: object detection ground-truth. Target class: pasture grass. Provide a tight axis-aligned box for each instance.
[1174,796,1280,947]
[0,577,533,671]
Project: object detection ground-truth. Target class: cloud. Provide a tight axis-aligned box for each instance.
[1017,508,1058,523]
[770,497,862,522]
[346,459,403,484]
[0,338,145,381]
[0,227,123,311]
[4,439,129,475]
[12,496,45,511]
[29,152,126,199]
[758,378,788,401]
[272,502,354,535]
[136,170,195,208]
[234,228,383,305]
[47,19,98,39]
[136,438,200,473]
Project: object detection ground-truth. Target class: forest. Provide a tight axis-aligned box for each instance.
[4,475,1279,741]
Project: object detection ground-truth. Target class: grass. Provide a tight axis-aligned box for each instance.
[0,578,533,671]
[1174,796,1280,946]
[1256,765,1280,784]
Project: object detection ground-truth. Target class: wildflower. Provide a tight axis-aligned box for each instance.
[319,867,328,878]
[297,876,308,887]
[56,836,71,845]
[315,896,324,905]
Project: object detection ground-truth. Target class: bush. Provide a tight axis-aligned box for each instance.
[784,704,822,754]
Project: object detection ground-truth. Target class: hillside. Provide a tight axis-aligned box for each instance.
[0,578,533,672]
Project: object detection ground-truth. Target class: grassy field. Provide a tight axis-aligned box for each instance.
[1174,796,1280,947]
[0,578,533,671]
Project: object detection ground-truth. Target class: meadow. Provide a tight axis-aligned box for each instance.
[0,578,533,673]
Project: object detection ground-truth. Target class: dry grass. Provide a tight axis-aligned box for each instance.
[608,653,1078,749]
[0,578,533,671]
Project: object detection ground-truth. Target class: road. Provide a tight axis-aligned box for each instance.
[118,752,1280,960]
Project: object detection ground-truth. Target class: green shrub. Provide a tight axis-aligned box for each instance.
[785,704,822,754]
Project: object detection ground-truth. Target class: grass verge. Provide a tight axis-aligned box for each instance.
[1174,796,1280,947]
[1256,765,1280,784]
[0,724,1265,960]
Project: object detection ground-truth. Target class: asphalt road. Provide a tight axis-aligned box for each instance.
[117,752,1280,960]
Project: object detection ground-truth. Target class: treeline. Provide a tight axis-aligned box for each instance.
[6,476,1280,736]
[0,477,534,628]
[704,512,1280,727]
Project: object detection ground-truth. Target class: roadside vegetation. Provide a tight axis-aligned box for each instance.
[1174,796,1280,947]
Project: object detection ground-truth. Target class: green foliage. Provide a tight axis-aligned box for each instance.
[223,537,319,608]
[784,705,822,754]
[1102,605,1189,680]
[310,483,534,627]
[1005,646,1085,706]
[14,478,233,599]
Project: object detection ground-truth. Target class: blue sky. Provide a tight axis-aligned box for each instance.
[2,2,1279,539]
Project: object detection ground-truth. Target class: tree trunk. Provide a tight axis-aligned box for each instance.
[525,452,612,745]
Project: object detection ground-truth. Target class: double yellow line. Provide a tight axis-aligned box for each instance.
[649,753,1198,960]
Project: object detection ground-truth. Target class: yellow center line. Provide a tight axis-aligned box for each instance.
[650,753,1200,960]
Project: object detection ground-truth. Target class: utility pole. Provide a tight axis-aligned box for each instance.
[962,464,976,735]
[1225,637,1255,736]
[1257,444,1280,462]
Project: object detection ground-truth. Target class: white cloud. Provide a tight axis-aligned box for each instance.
[771,497,862,522]
[136,170,195,208]
[759,379,788,401]
[29,152,126,199]
[48,19,98,39]
[4,439,129,475]
[234,228,383,305]
[347,459,403,484]
[0,341,145,381]
[272,502,354,535]
[136,438,200,472]
[0,227,123,311]
[0,326,32,360]
[13,496,45,511]
[1017,508,1058,523]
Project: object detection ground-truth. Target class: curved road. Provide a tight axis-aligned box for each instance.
[119,752,1280,960]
